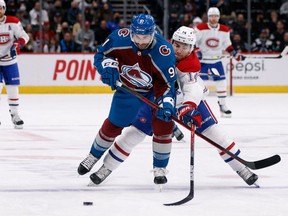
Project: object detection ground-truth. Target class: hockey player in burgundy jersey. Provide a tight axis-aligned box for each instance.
[0,0,29,129]
[82,26,258,187]
[77,14,177,185]
[194,7,245,118]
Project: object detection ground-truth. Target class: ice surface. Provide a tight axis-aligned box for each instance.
[0,93,287,216]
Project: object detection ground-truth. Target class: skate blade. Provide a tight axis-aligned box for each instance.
[252,180,260,188]
[14,125,23,129]
[87,181,97,187]
[220,113,232,118]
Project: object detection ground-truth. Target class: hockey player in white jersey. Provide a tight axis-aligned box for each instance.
[80,26,258,187]
[194,7,245,117]
[0,0,29,129]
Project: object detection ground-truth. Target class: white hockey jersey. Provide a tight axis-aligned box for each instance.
[0,16,29,66]
[195,23,233,63]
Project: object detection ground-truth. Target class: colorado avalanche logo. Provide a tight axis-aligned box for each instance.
[118,28,129,37]
[159,45,171,56]
[121,63,153,88]
[206,38,219,48]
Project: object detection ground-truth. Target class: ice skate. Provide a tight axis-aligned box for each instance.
[237,167,259,187]
[152,167,168,185]
[78,153,98,175]
[218,101,232,118]
[89,164,112,185]
[10,112,24,129]
[173,124,184,141]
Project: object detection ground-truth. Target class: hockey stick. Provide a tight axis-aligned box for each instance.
[164,125,195,206]
[203,46,288,60]
[116,81,281,170]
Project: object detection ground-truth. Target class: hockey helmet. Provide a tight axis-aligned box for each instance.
[172,26,196,48]
[207,7,220,16]
[0,0,6,10]
[131,14,156,35]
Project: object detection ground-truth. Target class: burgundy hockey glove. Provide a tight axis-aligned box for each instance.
[177,103,202,128]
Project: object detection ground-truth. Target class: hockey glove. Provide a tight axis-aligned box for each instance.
[10,41,22,58]
[177,104,202,128]
[100,58,119,90]
[196,50,202,60]
[231,50,246,61]
[156,97,175,122]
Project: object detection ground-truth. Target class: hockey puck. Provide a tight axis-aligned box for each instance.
[83,202,93,206]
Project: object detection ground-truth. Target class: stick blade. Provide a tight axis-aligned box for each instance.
[246,154,281,170]
[163,192,194,206]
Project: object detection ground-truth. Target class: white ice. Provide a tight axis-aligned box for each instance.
[0,93,287,216]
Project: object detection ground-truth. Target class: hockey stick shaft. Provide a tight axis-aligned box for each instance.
[203,46,288,60]
[164,125,195,206]
[116,81,281,170]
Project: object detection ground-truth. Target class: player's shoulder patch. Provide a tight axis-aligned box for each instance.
[5,16,19,24]
[219,24,230,32]
[117,28,130,37]
[196,23,209,31]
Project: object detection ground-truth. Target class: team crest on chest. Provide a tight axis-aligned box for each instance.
[0,33,10,44]
[121,63,153,88]
[206,38,219,48]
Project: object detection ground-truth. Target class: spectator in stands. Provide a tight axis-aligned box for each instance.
[232,32,248,52]
[15,6,29,29]
[43,36,61,53]
[100,2,113,22]
[251,12,266,40]
[75,21,95,51]
[60,31,76,52]
[35,21,55,50]
[94,19,111,46]
[29,1,49,32]
[67,0,81,26]
[79,35,95,53]
[270,20,286,46]
[49,0,67,23]
[251,28,274,52]
[231,13,247,41]
[183,0,197,17]
[267,10,280,33]
[21,32,39,53]
[107,12,121,31]
[168,0,184,37]
[51,12,63,41]
[72,13,83,39]
[90,0,101,28]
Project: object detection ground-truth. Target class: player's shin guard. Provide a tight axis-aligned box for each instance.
[152,134,172,184]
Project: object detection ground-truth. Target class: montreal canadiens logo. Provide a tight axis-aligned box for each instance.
[118,28,129,37]
[159,45,171,56]
[0,33,10,45]
[121,63,153,88]
[206,38,219,48]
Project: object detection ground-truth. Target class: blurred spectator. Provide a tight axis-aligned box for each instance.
[183,0,197,17]
[232,32,248,52]
[270,20,286,45]
[280,1,288,15]
[94,19,111,46]
[49,0,67,23]
[90,0,101,28]
[231,13,247,41]
[60,32,76,52]
[5,0,18,16]
[100,2,113,21]
[35,21,55,50]
[216,0,231,16]
[15,6,29,29]
[251,28,274,52]
[51,12,63,41]
[79,35,95,52]
[179,13,192,27]
[72,13,83,39]
[251,12,266,40]
[59,21,70,41]
[267,10,279,33]
[75,21,95,51]
[168,0,184,37]
[29,1,49,32]
[107,12,121,31]
[279,31,288,51]
[67,0,81,26]
[43,36,61,53]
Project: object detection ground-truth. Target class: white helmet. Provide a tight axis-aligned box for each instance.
[172,26,196,47]
[207,7,220,16]
[0,0,6,10]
